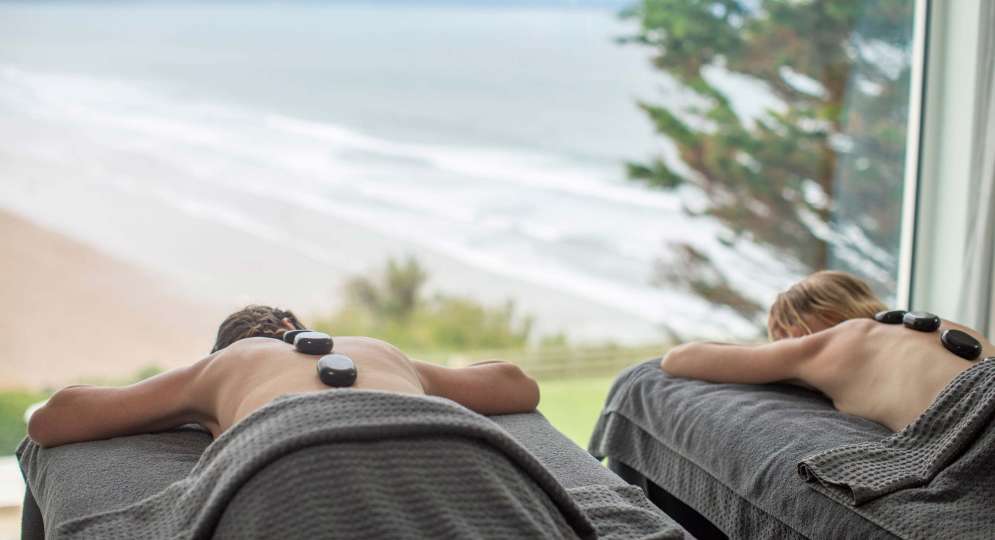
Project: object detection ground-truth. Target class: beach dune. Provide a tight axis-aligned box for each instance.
[0,209,224,389]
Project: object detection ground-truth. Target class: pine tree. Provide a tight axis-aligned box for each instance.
[623,0,915,324]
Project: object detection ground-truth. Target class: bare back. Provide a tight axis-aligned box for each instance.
[661,318,995,432]
[809,319,991,431]
[197,337,426,437]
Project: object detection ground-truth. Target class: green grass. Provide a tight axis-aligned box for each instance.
[537,376,615,448]
[0,389,49,455]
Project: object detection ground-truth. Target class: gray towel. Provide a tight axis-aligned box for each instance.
[24,390,597,539]
[798,357,995,538]
[589,359,995,539]
[798,358,995,504]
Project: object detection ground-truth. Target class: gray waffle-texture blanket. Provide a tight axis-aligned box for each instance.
[590,360,887,539]
[798,357,995,536]
[591,358,995,540]
[21,390,603,539]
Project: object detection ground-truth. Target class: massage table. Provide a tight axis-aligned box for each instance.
[18,391,690,539]
[590,360,995,540]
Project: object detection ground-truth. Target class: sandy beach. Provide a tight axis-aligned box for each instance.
[0,209,226,389]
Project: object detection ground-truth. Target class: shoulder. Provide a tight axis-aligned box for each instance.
[818,318,877,355]
[219,336,285,354]
[204,337,283,368]
[338,336,407,356]
[753,320,867,376]
[188,337,282,392]
[832,317,878,334]
[799,318,876,358]
[333,336,415,369]
[794,318,875,386]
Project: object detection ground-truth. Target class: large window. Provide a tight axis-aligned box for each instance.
[0,0,923,460]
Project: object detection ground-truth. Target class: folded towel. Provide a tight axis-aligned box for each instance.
[798,358,995,505]
[28,390,597,539]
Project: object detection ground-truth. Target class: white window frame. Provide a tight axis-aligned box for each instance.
[909,0,995,339]
[895,0,929,310]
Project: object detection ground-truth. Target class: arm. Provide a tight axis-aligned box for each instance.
[413,360,540,415]
[660,332,828,384]
[27,359,212,448]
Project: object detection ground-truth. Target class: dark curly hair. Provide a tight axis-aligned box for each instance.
[211,305,306,353]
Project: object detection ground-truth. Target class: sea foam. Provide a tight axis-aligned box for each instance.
[0,65,793,339]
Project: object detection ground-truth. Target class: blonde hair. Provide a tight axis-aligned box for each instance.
[768,271,886,341]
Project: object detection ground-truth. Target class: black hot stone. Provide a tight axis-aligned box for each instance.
[941,329,982,360]
[294,332,334,355]
[874,310,908,324]
[902,311,941,332]
[282,329,311,344]
[317,354,358,387]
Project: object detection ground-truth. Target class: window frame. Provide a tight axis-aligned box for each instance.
[895,0,931,310]
[910,0,995,338]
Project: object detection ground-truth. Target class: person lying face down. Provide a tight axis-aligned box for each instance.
[661,271,995,432]
[28,305,540,448]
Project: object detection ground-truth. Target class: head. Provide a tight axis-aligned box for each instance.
[767,271,886,341]
[211,305,306,353]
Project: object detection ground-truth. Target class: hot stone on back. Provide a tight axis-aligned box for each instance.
[283,329,311,344]
[902,311,941,332]
[294,332,334,355]
[317,354,358,388]
[941,329,983,360]
[874,310,908,324]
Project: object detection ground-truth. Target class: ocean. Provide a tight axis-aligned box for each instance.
[0,1,785,341]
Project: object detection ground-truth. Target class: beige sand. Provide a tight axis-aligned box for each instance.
[0,209,226,389]
[0,506,18,540]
